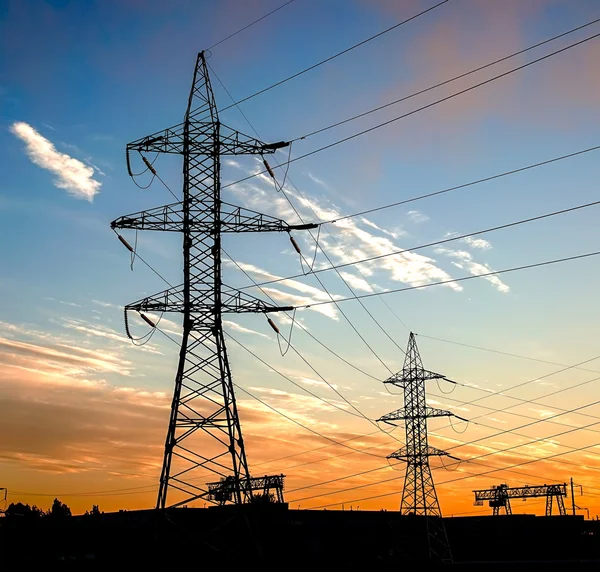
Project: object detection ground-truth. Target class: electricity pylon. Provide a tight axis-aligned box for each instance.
[378,332,463,562]
[112,51,313,509]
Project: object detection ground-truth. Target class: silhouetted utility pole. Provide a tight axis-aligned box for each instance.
[378,333,464,563]
[112,51,314,509]
[570,477,584,517]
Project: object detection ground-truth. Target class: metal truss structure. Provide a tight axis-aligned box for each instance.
[207,474,285,505]
[112,51,313,510]
[474,483,568,516]
[378,333,463,562]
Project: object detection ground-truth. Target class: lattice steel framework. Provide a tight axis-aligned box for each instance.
[112,52,309,509]
[378,332,462,562]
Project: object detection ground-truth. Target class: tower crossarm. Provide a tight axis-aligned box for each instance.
[126,121,288,157]
[125,285,292,315]
[110,202,316,234]
[111,202,184,232]
[220,202,318,233]
[377,406,457,424]
[125,285,186,314]
[388,446,459,461]
[383,371,447,386]
[221,287,293,314]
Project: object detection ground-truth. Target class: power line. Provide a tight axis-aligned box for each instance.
[225,331,369,420]
[222,31,600,191]
[283,365,600,498]
[240,197,600,290]
[207,0,296,51]
[253,352,600,499]
[296,16,600,141]
[279,335,403,440]
[444,396,600,456]
[115,174,600,499]
[215,0,451,113]
[213,65,401,375]
[419,334,600,374]
[323,147,600,224]
[153,323,386,459]
[289,250,600,309]
[224,251,382,383]
[430,382,600,439]
[289,398,600,503]
[233,383,386,459]
[115,229,402,469]
[307,433,600,509]
[442,351,600,416]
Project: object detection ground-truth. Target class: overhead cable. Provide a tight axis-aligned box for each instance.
[215,0,451,113]
[207,0,296,51]
[222,31,600,191]
[288,250,600,309]
[297,16,600,141]
[241,197,600,289]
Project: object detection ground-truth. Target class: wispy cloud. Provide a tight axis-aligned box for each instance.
[435,247,509,293]
[223,320,271,339]
[227,167,464,294]
[461,236,492,250]
[225,259,341,320]
[10,121,101,201]
[407,210,429,223]
[60,318,164,355]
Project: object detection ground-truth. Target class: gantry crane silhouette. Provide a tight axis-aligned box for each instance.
[112,51,314,509]
[474,483,568,516]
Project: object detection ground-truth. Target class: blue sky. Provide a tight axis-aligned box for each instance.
[1,0,600,515]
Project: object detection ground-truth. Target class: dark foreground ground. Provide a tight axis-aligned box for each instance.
[1,505,599,570]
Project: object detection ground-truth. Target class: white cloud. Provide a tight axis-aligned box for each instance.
[223,320,271,339]
[530,408,556,418]
[462,236,492,250]
[60,319,164,355]
[435,247,509,293]
[226,260,341,320]
[262,287,340,320]
[225,164,464,295]
[407,210,429,223]
[360,217,404,239]
[338,271,376,292]
[296,376,339,391]
[307,172,330,190]
[10,121,101,201]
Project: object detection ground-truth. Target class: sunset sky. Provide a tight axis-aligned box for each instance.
[1,0,600,518]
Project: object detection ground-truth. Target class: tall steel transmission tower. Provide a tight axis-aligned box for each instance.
[112,51,312,509]
[378,332,463,562]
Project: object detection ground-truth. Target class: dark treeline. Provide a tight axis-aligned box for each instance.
[5,499,102,518]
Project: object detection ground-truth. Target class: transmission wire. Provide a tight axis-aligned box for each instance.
[221,31,600,191]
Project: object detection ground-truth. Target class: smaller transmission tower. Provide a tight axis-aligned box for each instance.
[378,333,464,562]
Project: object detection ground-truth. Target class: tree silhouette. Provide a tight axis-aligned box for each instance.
[5,502,44,518]
[48,498,71,518]
[250,492,276,505]
[84,504,102,516]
